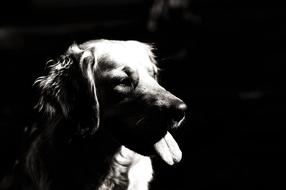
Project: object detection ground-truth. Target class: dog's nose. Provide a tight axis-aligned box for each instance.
[170,101,187,124]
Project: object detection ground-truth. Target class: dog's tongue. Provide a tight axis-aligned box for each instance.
[154,132,182,165]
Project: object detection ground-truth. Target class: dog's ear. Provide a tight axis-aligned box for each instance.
[34,44,100,136]
[145,43,160,81]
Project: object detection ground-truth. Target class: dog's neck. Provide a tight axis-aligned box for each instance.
[98,146,153,190]
[24,125,153,190]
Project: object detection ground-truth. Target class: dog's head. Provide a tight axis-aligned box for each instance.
[35,39,187,165]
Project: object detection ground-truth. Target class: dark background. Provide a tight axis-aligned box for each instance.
[0,0,285,189]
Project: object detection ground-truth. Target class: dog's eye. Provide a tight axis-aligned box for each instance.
[113,77,134,96]
[119,78,133,87]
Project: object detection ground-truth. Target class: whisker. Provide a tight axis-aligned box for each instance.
[136,116,146,126]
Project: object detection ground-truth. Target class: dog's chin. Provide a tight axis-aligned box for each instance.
[103,119,182,165]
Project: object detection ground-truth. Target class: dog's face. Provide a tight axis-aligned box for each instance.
[36,40,187,165]
[80,40,187,165]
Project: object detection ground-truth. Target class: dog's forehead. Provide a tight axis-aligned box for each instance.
[85,40,156,71]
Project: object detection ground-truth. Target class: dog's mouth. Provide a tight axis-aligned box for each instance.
[103,115,184,165]
[134,115,184,165]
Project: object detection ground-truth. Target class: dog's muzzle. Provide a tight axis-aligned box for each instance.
[152,95,187,165]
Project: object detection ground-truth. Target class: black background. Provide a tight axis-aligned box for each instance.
[0,0,285,189]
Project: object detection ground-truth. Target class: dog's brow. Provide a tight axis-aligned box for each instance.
[97,54,117,70]
[122,66,139,84]
[122,66,135,75]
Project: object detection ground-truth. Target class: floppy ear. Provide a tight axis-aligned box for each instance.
[34,44,100,136]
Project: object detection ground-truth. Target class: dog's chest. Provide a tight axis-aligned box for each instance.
[98,146,153,190]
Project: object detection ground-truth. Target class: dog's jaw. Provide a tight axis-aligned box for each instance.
[103,115,184,166]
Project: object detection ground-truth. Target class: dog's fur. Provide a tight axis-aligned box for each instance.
[1,39,187,190]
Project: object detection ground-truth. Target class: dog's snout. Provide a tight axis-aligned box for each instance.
[171,102,187,124]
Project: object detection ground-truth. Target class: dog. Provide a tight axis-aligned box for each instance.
[0,39,187,190]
